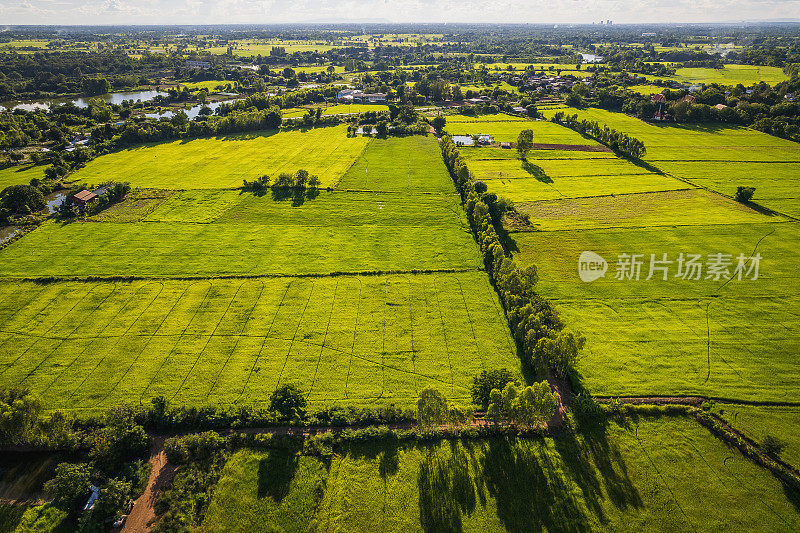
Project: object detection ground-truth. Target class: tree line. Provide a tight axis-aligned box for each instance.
[550,111,647,159]
[440,134,586,381]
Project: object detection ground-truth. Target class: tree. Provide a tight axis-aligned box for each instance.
[416,386,448,427]
[0,185,46,215]
[473,181,487,194]
[735,186,755,203]
[0,388,42,445]
[761,435,785,457]
[44,463,91,513]
[486,381,557,427]
[534,330,585,377]
[431,115,446,134]
[516,129,533,159]
[93,478,131,520]
[515,381,558,427]
[470,369,515,409]
[270,384,307,420]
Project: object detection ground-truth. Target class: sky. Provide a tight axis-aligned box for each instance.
[1,0,800,25]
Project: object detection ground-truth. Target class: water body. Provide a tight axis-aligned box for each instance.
[581,53,603,63]
[0,226,21,245]
[44,191,68,214]
[144,100,228,120]
[0,89,167,112]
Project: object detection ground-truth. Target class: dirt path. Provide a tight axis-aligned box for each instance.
[117,437,176,533]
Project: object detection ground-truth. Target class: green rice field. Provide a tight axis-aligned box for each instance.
[201,417,800,532]
[518,189,781,231]
[338,135,455,193]
[540,107,800,217]
[68,125,370,189]
[0,273,516,411]
[512,222,800,402]
[0,193,477,276]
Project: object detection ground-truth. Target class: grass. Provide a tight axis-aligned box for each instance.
[540,107,800,217]
[445,117,594,144]
[712,404,800,470]
[0,165,47,190]
[511,221,800,402]
[628,84,667,96]
[202,417,800,531]
[0,272,517,412]
[338,135,455,193]
[0,504,72,533]
[88,189,174,222]
[199,450,323,532]
[69,125,370,189]
[180,80,232,92]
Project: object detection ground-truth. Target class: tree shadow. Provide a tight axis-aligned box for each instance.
[417,442,477,533]
[521,160,553,184]
[782,482,800,514]
[257,449,300,502]
[578,423,642,512]
[478,436,590,533]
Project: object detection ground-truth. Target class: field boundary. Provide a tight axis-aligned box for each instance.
[0,268,482,284]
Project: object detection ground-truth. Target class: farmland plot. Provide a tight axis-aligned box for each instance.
[540,107,800,217]
[458,121,687,201]
[0,190,476,277]
[0,272,516,411]
[201,417,800,532]
[512,222,800,402]
[337,135,455,193]
[69,125,370,189]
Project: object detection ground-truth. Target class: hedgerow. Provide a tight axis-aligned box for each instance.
[439,134,585,380]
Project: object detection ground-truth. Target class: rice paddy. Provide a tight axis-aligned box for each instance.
[68,125,370,189]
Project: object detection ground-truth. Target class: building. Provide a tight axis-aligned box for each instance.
[186,60,212,70]
[477,134,493,145]
[452,135,474,147]
[73,190,97,207]
[714,103,728,110]
[512,106,527,114]
[357,93,387,104]
[337,89,387,104]
[500,142,512,149]
[650,93,667,103]
[688,84,703,93]
[678,94,697,104]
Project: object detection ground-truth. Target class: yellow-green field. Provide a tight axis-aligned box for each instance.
[69,125,370,189]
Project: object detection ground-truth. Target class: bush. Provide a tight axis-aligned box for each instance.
[735,186,755,203]
[165,431,227,466]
